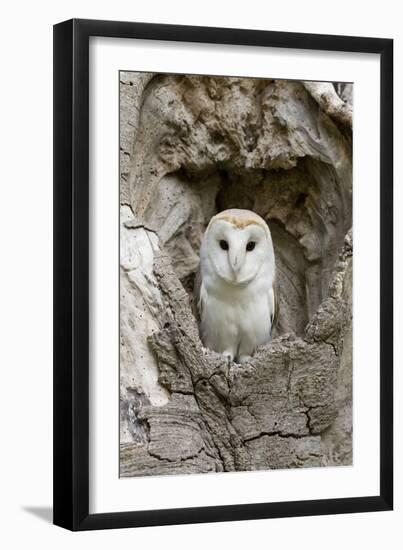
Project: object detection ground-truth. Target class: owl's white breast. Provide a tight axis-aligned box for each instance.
[199,255,274,362]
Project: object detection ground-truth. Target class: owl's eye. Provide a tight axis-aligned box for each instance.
[219,239,229,250]
[246,241,256,252]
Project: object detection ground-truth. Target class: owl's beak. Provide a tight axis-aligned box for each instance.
[228,245,245,282]
[229,255,241,281]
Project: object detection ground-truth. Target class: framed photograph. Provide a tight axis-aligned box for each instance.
[53,19,393,530]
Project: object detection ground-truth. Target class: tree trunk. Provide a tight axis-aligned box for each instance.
[119,73,353,476]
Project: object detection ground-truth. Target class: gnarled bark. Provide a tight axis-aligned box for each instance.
[119,73,353,476]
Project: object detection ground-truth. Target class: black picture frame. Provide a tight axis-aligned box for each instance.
[53,18,393,531]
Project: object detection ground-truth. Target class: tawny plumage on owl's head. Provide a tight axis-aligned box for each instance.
[196,209,278,364]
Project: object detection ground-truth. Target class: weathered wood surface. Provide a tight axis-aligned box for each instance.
[119,73,353,476]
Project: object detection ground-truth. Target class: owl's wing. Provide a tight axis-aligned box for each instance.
[269,281,279,329]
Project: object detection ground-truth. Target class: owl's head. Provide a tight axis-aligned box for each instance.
[201,209,275,286]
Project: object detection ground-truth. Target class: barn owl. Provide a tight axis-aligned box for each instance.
[195,209,278,364]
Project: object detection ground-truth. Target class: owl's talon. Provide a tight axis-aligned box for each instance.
[223,351,234,363]
[238,354,252,364]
